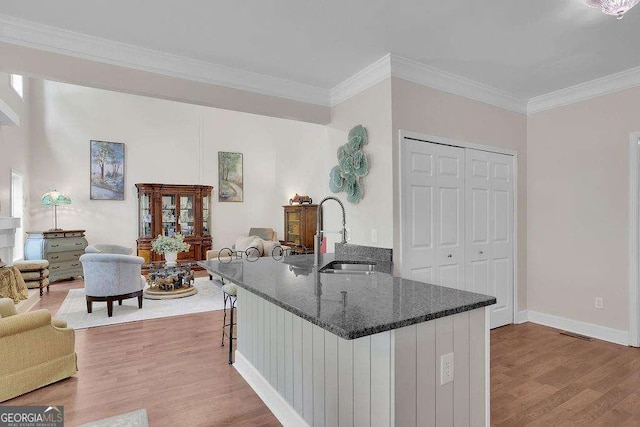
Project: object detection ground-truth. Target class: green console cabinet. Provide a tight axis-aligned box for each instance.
[24,230,88,282]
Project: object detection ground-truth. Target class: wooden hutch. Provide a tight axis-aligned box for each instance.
[282,204,317,251]
[136,183,213,267]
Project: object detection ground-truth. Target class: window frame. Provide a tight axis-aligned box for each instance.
[10,74,23,99]
[10,169,25,261]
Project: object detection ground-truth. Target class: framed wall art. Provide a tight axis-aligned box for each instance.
[90,140,125,200]
[218,152,243,202]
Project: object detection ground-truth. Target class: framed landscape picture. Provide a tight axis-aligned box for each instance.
[90,140,125,200]
[218,152,243,202]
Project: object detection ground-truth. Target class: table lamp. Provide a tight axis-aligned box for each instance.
[41,190,71,231]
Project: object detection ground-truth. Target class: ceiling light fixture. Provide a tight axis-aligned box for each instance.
[586,0,639,19]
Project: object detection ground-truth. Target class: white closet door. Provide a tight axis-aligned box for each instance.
[465,150,491,296]
[401,139,437,284]
[435,145,465,290]
[465,149,514,328]
[402,138,514,329]
[489,153,514,328]
[401,139,465,288]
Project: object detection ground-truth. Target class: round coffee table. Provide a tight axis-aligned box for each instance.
[143,262,197,300]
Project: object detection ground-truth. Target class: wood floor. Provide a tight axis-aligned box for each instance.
[6,278,640,426]
[491,322,640,426]
[6,275,280,426]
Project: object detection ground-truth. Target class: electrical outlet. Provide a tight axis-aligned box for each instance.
[440,352,454,385]
[371,229,378,243]
[595,297,604,309]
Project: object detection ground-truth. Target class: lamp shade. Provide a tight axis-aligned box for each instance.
[41,191,72,206]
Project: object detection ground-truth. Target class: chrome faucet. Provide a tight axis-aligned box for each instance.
[314,196,347,266]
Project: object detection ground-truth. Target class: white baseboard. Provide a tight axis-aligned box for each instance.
[515,310,529,324]
[233,351,309,427]
[517,310,629,346]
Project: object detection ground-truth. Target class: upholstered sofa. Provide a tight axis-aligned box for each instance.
[79,253,146,317]
[0,298,77,402]
[206,227,284,261]
[85,244,133,255]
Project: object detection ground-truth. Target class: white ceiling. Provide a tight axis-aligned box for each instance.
[1,0,639,101]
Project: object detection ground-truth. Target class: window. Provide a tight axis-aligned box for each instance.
[10,74,23,98]
[11,170,24,261]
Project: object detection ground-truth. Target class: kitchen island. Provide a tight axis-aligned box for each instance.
[199,254,495,427]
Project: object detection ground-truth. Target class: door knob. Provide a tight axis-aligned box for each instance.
[447,254,452,258]
[479,251,484,255]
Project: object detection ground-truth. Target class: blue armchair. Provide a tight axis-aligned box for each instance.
[79,253,146,317]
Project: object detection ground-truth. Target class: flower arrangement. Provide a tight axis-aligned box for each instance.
[151,233,190,254]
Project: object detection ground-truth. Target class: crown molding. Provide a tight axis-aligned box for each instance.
[389,55,527,114]
[527,65,640,114]
[330,54,391,105]
[3,13,637,116]
[0,14,331,106]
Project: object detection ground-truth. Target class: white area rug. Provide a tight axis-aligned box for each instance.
[80,408,148,427]
[56,278,225,329]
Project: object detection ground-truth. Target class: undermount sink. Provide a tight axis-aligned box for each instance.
[320,261,376,275]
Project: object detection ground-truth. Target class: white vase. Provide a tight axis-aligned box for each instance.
[165,251,178,267]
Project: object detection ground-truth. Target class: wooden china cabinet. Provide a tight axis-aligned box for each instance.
[136,183,213,267]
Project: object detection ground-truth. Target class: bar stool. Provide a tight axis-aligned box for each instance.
[221,281,237,364]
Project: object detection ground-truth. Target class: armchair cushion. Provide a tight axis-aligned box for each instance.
[235,236,264,256]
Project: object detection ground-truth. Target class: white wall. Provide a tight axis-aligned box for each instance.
[390,77,528,310]
[0,71,30,231]
[28,79,327,250]
[527,87,640,332]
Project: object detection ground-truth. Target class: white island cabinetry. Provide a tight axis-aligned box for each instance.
[235,288,490,427]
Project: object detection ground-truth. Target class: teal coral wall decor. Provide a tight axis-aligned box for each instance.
[329,125,369,204]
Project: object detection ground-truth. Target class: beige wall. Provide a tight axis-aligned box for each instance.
[326,79,393,249]
[390,77,528,310]
[0,71,30,232]
[28,79,327,250]
[0,42,331,126]
[527,87,640,332]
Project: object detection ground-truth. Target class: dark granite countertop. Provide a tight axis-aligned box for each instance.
[198,254,496,340]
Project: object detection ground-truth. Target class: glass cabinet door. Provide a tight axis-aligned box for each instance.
[139,192,152,237]
[202,195,211,236]
[162,195,177,236]
[179,195,194,236]
[286,210,301,244]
